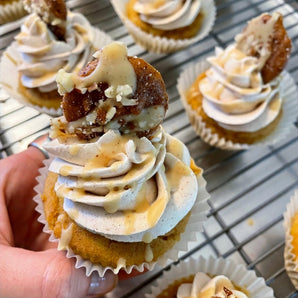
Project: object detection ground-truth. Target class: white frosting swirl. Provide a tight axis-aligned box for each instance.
[177,273,248,298]
[44,126,199,242]
[15,12,94,93]
[134,0,201,30]
[199,45,282,132]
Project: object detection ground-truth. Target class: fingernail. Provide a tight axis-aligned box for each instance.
[88,271,118,297]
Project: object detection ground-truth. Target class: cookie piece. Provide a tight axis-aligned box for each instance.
[24,0,67,40]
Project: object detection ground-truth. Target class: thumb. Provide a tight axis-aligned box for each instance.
[0,246,117,298]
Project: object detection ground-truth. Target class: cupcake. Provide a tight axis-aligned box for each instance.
[146,256,274,298]
[110,0,216,53]
[0,0,112,116]
[34,41,210,276]
[284,189,298,289]
[178,12,298,150]
[0,0,27,25]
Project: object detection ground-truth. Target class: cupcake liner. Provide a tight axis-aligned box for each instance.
[145,255,275,297]
[33,155,210,277]
[283,189,298,289]
[177,60,298,150]
[0,1,27,25]
[0,27,112,117]
[110,0,216,54]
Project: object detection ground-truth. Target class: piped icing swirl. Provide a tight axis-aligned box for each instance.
[133,0,201,30]
[44,126,199,242]
[198,12,291,134]
[15,12,94,93]
[177,273,248,298]
[199,44,282,133]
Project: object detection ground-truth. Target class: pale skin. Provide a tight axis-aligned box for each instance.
[0,145,117,298]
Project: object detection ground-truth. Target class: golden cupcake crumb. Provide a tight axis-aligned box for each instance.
[290,214,298,260]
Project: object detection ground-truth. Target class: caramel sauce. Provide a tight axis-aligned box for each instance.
[147,193,167,229]
[142,232,153,243]
[4,52,17,66]
[58,223,73,250]
[84,134,132,171]
[72,188,86,199]
[124,210,137,235]
[103,189,122,214]
[145,244,153,262]
[166,137,184,161]
[65,42,137,93]
[268,96,281,111]
[69,145,80,155]
[166,160,190,192]
[59,165,73,176]
[190,159,201,176]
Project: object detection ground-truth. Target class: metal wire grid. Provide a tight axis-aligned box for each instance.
[0,0,298,297]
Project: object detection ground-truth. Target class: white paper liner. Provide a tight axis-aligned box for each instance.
[177,60,298,150]
[0,26,112,117]
[145,255,275,297]
[283,189,298,289]
[0,1,27,25]
[110,0,216,54]
[33,155,210,277]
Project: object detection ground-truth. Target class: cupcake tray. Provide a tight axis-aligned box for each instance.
[0,0,298,297]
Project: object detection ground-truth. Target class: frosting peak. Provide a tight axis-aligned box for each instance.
[199,43,282,132]
[16,12,95,93]
[44,126,199,243]
[134,0,201,30]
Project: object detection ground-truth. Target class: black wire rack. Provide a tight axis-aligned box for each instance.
[0,0,298,297]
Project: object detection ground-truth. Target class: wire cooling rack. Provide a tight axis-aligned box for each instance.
[0,0,298,297]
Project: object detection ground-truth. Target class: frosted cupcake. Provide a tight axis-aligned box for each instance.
[34,42,210,276]
[284,190,298,289]
[0,0,27,25]
[146,256,274,297]
[0,0,112,115]
[110,0,216,53]
[178,12,298,150]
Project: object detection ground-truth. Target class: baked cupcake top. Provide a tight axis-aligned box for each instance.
[198,12,291,133]
[45,42,201,245]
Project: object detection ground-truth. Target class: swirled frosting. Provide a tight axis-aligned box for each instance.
[44,125,199,243]
[199,44,282,132]
[133,0,201,30]
[15,12,94,93]
[177,273,248,298]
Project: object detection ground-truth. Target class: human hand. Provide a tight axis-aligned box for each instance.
[0,140,118,298]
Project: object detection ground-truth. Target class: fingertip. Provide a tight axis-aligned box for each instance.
[87,270,118,297]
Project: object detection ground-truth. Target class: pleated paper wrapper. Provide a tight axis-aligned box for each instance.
[284,189,298,289]
[177,60,298,151]
[0,1,27,25]
[145,256,275,298]
[33,156,210,277]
